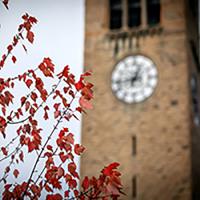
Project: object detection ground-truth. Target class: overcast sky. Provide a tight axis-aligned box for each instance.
[0,0,85,197]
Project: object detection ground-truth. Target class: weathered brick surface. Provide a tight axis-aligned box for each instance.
[81,0,192,199]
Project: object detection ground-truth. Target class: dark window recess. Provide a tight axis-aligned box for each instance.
[190,40,200,72]
[189,0,198,18]
[132,176,137,198]
[147,0,160,26]
[128,0,141,28]
[191,74,198,94]
[109,0,123,30]
[132,136,136,156]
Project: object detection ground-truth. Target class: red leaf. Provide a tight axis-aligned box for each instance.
[25,101,30,111]
[47,145,53,151]
[63,87,69,93]
[65,173,72,182]
[28,141,36,152]
[53,194,62,200]
[53,103,60,110]
[76,107,83,113]
[44,152,52,158]
[81,83,94,100]
[59,152,67,163]
[65,133,74,144]
[68,162,76,175]
[29,107,36,115]
[44,105,49,111]
[26,31,34,43]
[25,79,33,88]
[74,144,85,155]
[0,116,7,138]
[30,92,37,102]
[2,107,6,115]
[75,78,85,91]
[54,110,60,119]
[64,190,69,198]
[12,56,17,63]
[5,166,10,173]
[19,151,24,162]
[30,184,40,196]
[46,194,62,200]
[20,96,26,106]
[13,36,18,46]
[106,182,121,196]
[45,184,53,193]
[24,21,31,31]
[17,108,23,116]
[44,111,48,120]
[38,62,54,77]
[29,16,38,24]
[79,96,93,110]
[13,169,19,178]
[2,0,9,9]
[57,167,64,178]
[2,54,6,61]
[102,162,120,176]
[82,176,89,191]
[0,60,4,67]
[4,184,12,190]
[68,179,77,189]
[74,189,79,197]
[22,13,28,20]
[1,147,8,156]
[69,90,75,98]
[57,65,70,79]
[7,45,12,52]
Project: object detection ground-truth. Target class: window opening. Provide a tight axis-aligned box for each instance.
[110,0,123,29]
[132,136,136,156]
[132,176,137,198]
[128,0,141,28]
[147,0,160,26]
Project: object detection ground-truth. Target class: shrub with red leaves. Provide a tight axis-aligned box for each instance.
[0,2,123,200]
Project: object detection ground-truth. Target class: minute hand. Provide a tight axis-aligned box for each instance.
[130,69,141,85]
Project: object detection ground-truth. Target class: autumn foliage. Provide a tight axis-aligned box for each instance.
[0,1,123,199]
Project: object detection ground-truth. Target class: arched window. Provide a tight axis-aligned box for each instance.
[109,0,123,30]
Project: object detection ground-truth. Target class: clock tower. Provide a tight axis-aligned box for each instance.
[81,0,199,199]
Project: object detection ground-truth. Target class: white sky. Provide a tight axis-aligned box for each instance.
[0,0,85,197]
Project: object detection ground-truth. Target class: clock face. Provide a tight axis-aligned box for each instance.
[111,55,158,104]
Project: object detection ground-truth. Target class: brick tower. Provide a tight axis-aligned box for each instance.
[81,0,199,199]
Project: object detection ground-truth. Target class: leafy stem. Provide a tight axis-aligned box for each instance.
[22,91,78,198]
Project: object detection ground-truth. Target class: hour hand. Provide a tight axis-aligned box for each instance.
[130,69,141,84]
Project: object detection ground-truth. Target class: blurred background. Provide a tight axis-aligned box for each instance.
[81,0,200,200]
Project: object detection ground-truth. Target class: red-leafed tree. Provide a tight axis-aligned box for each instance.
[0,1,123,199]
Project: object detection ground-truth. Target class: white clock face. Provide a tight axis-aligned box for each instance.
[111,55,158,103]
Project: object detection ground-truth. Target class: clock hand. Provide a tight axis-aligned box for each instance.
[130,68,141,85]
[115,69,142,87]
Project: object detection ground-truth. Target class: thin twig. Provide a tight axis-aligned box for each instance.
[22,91,77,198]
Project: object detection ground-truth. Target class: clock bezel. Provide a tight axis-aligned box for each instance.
[110,54,159,104]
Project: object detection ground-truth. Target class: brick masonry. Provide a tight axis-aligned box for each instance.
[81,0,192,199]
